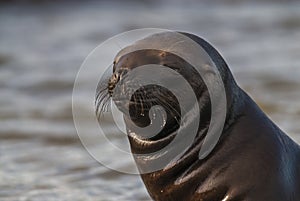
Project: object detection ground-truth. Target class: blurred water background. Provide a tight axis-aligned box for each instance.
[0,0,300,200]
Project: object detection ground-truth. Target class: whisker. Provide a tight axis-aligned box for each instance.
[132,83,182,125]
[96,94,111,118]
[95,68,113,118]
[154,92,182,125]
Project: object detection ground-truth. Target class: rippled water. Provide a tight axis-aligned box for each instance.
[1,1,300,200]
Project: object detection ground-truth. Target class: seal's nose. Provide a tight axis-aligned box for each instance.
[108,73,120,96]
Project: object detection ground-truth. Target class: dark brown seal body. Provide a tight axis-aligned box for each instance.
[97,32,300,201]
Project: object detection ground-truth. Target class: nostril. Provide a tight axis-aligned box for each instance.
[114,73,120,82]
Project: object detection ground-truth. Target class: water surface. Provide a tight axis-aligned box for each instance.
[0,1,300,200]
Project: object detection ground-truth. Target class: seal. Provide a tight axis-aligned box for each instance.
[96,32,300,201]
